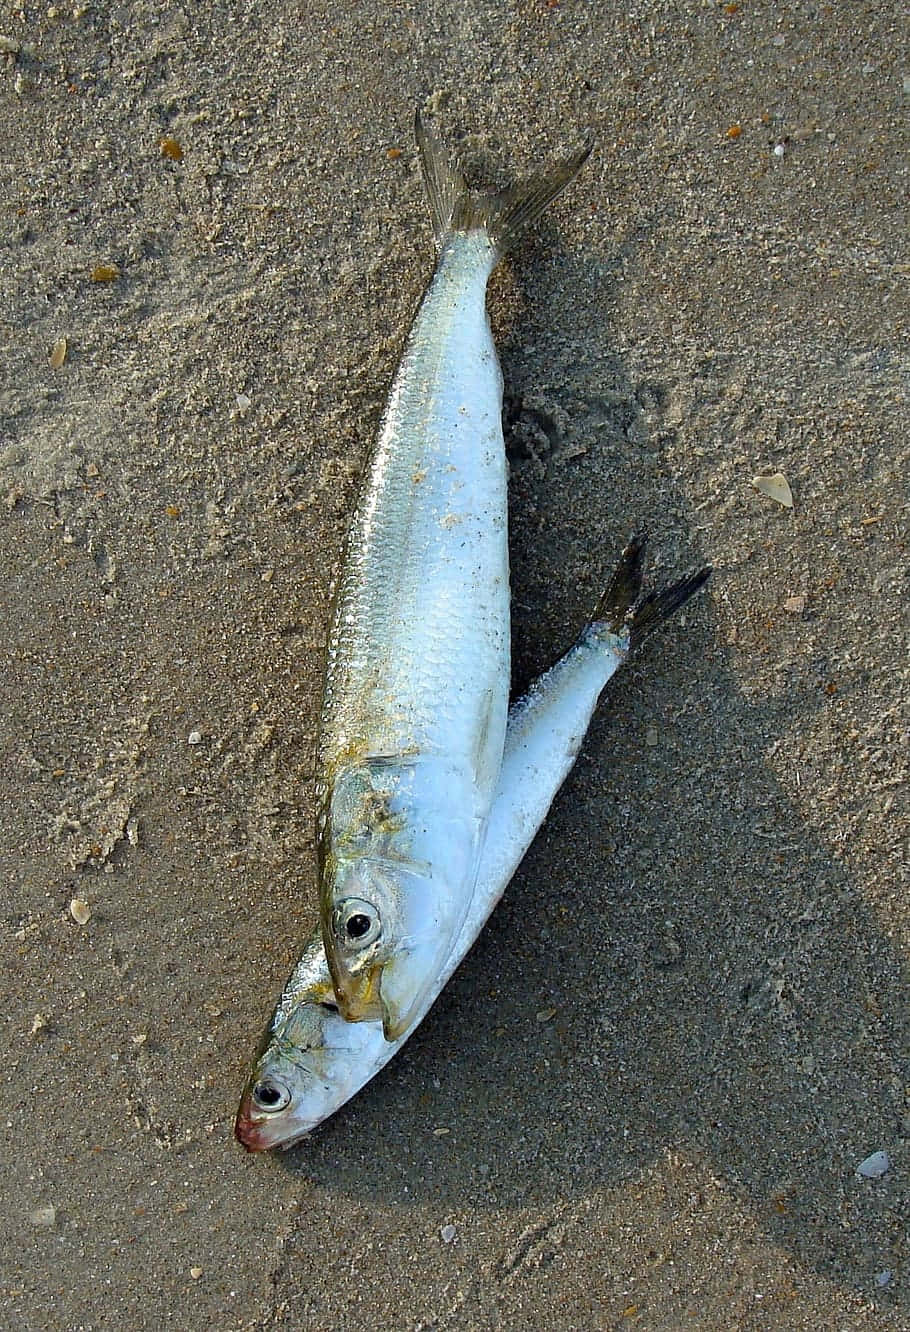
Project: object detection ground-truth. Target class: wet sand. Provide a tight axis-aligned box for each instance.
[1,3,907,1328]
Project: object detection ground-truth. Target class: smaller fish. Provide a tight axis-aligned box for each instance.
[236,538,710,1150]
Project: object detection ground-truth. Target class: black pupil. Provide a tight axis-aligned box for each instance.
[254,1081,282,1108]
[346,912,372,939]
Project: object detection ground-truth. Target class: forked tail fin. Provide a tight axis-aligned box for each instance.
[415,109,593,255]
[593,532,712,650]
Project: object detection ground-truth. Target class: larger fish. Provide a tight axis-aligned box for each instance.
[236,539,710,1150]
[318,114,592,1039]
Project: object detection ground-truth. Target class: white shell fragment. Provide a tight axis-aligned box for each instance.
[49,337,68,369]
[856,1150,890,1179]
[29,1205,56,1227]
[187,730,203,746]
[69,897,91,925]
[752,472,794,507]
[440,1224,457,1244]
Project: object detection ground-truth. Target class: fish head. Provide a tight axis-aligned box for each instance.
[234,1065,302,1152]
[320,761,479,1041]
[324,872,459,1041]
[235,988,386,1152]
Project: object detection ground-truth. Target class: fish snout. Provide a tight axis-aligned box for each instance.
[329,958,384,1025]
[376,947,444,1041]
[234,1089,273,1152]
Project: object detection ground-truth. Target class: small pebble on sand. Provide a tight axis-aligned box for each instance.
[856,1150,890,1179]
[70,897,91,925]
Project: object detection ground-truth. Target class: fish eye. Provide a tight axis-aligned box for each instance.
[333,898,381,949]
[251,1078,291,1113]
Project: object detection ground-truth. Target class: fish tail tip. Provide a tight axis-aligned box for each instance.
[627,565,713,651]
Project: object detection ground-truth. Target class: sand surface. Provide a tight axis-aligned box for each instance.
[1,3,907,1328]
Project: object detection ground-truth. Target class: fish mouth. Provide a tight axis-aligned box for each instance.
[375,951,439,1041]
[330,955,428,1040]
[330,961,384,1025]
[331,946,445,1040]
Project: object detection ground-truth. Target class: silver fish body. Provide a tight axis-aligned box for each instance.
[318,116,592,1039]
